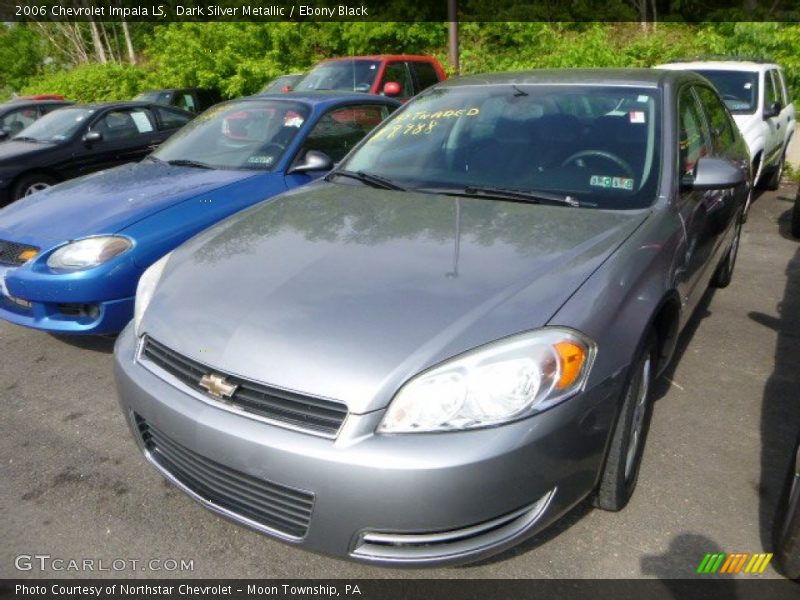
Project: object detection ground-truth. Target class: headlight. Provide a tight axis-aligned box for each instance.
[46,236,132,271]
[133,252,172,337]
[378,328,596,433]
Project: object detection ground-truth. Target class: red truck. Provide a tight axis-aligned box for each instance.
[291,55,447,102]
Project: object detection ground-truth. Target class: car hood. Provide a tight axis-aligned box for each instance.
[0,140,54,164]
[0,162,262,249]
[144,184,649,413]
[732,113,762,143]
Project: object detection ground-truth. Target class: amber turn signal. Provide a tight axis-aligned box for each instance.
[554,341,587,389]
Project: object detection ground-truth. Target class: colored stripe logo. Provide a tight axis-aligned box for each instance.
[697,552,773,574]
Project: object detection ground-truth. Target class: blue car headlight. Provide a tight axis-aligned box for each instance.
[378,328,596,433]
[46,236,133,271]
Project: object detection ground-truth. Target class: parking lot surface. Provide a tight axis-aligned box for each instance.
[2,186,799,579]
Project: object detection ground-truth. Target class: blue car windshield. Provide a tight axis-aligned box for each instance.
[14,107,95,142]
[293,60,380,94]
[152,100,310,170]
[342,85,663,209]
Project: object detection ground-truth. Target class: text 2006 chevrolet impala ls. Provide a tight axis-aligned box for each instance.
[114,70,750,566]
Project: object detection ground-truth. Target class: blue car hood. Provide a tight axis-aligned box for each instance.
[0,162,262,248]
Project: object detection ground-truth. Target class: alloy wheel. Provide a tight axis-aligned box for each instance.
[625,355,651,481]
[24,182,52,196]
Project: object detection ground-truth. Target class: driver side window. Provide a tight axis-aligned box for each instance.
[93,109,155,141]
[302,105,390,163]
[678,88,712,177]
[381,62,414,98]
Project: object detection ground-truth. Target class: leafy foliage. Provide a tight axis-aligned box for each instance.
[21,63,145,102]
[11,22,800,103]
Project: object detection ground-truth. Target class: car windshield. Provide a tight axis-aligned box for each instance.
[341,84,662,209]
[134,91,172,104]
[261,75,301,93]
[294,60,381,94]
[13,107,95,142]
[694,70,759,114]
[152,99,310,170]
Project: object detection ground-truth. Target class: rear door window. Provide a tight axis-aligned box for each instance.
[412,62,440,93]
[174,92,197,113]
[156,106,193,130]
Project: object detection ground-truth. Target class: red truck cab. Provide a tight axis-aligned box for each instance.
[292,55,447,102]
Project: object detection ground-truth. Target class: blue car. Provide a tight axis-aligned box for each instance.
[0,92,399,334]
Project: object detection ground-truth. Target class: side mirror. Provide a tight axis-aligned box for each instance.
[383,81,402,97]
[681,157,747,191]
[288,149,333,174]
[0,130,8,141]
[82,131,103,144]
[763,101,782,119]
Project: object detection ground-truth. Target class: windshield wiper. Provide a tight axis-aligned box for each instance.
[12,136,45,143]
[145,155,166,164]
[326,169,406,191]
[166,159,213,169]
[416,185,581,208]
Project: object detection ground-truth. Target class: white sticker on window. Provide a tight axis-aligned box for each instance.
[637,95,649,103]
[629,111,645,124]
[131,112,154,133]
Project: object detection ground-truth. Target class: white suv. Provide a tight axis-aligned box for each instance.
[657,60,795,210]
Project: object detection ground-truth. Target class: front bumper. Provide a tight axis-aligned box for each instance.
[114,324,623,566]
[0,261,135,334]
[0,291,134,335]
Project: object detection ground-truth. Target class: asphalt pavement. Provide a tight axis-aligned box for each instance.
[1,185,799,579]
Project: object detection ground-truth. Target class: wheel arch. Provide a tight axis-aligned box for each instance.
[646,291,683,377]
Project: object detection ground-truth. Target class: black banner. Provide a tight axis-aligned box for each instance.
[0,0,799,22]
[2,579,800,600]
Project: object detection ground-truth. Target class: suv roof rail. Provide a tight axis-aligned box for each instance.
[665,55,776,64]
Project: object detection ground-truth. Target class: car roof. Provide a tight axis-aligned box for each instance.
[1,99,72,109]
[243,91,402,107]
[320,55,438,63]
[656,61,780,73]
[436,68,700,89]
[69,100,192,112]
[137,88,207,94]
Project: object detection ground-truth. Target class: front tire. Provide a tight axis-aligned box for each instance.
[594,333,657,511]
[791,189,800,239]
[711,213,743,288]
[763,150,786,191]
[775,441,800,579]
[12,173,57,201]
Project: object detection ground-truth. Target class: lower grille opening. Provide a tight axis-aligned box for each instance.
[352,489,555,561]
[135,414,314,539]
[57,303,99,318]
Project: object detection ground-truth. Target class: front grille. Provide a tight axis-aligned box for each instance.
[0,239,39,266]
[141,337,348,437]
[136,416,314,539]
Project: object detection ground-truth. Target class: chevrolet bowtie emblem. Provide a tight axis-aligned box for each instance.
[199,373,238,400]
